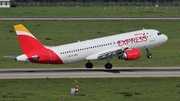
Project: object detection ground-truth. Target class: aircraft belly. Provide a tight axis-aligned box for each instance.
[61,54,86,64]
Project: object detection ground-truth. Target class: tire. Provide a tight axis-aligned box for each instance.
[105,63,112,69]
[85,62,93,69]
[147,53,152,59]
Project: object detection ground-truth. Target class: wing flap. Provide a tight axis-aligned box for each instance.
[97,49,122,59]
[86,47,123,60]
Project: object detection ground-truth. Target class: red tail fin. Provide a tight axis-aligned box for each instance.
[14,24,45,54]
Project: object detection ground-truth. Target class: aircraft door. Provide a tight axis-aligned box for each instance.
[149,33,155,42]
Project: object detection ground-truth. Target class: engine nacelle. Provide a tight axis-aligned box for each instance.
[119,48,141,60]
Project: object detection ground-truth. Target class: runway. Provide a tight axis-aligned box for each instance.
[0,67,180,79]
[0,17,180,20]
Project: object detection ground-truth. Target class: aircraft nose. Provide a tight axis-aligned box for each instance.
[163,34,168,42]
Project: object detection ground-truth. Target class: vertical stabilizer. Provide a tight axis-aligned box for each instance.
[14,24,45,54]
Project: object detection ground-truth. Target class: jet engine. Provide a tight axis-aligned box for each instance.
[118,48,141,60]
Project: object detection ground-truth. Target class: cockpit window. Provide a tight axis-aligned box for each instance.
[157,32,161,36]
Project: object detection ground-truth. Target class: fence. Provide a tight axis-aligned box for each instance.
[14,2,180,7]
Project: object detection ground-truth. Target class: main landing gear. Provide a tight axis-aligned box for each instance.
[146,49,152,59]
[104,56,113,69]
[85,61,93,69]
[85,57,113,69]
[104,63,112,69]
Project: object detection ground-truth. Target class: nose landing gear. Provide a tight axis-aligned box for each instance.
[146,49,152,59]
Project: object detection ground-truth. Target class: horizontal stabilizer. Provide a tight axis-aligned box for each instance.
[4,55,17,58]
[31,55,39,60]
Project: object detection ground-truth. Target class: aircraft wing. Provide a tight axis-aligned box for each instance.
[86,47,128,60]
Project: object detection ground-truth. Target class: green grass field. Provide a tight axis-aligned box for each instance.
[0,78,180,101]
[0,7,180,101]
[0,6,180,17]
[0,20,180,68]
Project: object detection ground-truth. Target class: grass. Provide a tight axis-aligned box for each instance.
[0,78,180,101]
[0,6,180,17]
[0,20,180,68]
[0,7,179,101]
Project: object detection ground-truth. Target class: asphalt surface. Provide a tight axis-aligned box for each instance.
[0,67,180,79]
[0,17,180,20]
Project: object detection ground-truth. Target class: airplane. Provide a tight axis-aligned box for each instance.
[5,24,168,69]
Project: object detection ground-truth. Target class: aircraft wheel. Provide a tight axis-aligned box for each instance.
[147,53,152,59]
[105,63,112,69]
[85,62,93,69]
[146,49,152,59]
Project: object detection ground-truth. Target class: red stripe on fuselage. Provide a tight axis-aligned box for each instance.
[27,48,63,64]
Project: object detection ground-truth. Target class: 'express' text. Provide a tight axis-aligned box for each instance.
[117,36,147,46]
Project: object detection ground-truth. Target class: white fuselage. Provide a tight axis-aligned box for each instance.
[48,29,168,64]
